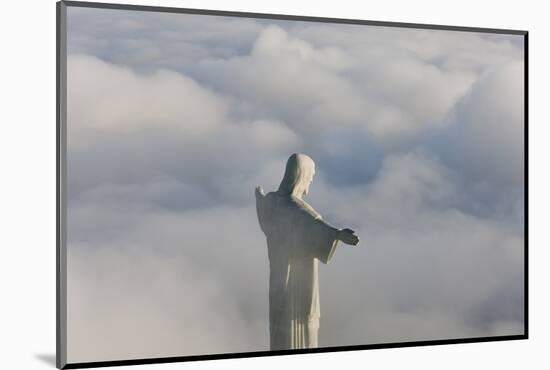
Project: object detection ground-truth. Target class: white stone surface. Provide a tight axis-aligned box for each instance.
[255,153,359,350]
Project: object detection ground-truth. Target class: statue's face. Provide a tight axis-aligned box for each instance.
[303,166,315,196]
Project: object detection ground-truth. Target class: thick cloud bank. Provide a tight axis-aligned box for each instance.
[66,8,524,362]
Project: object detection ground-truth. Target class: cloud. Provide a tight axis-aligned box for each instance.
[67,7,263,73]
[67,150,524,362]
[64,8,525,363]
[436,61,525,185]
[428,61,525,225]
[67,206,269,362]
[193,24,523,150]
[312,152,523,346]
[68,54,228,134]
[67,54,302,208]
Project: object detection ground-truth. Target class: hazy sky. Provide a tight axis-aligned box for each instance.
[65,6,525,363]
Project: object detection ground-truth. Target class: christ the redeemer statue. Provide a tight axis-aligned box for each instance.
[255,153,359,350]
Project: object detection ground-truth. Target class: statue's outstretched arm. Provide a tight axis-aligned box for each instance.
[336,228,359,246]
[255,186,268,234]
[316,219,359,246]
[255,186,265,200]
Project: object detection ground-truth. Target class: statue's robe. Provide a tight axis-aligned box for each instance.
[256,190,339,350]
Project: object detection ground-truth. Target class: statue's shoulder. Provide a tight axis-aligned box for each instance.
[257,191,281,209]
[290,195,321,220]
[261,192,321,219]
[262,191,278,202]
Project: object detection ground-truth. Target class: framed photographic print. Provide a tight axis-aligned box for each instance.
[57,1,528,368]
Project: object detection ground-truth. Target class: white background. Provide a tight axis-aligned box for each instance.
[1,0,546,369]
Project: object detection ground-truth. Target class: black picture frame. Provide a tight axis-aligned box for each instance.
[56,1,528,368]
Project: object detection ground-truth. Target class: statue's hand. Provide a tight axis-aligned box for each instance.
[338,228,359,246]
[255,186,265,200]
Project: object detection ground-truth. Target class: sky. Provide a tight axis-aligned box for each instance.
[65,5,525,363]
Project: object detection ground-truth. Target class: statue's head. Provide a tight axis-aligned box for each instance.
[278,153,315,198]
